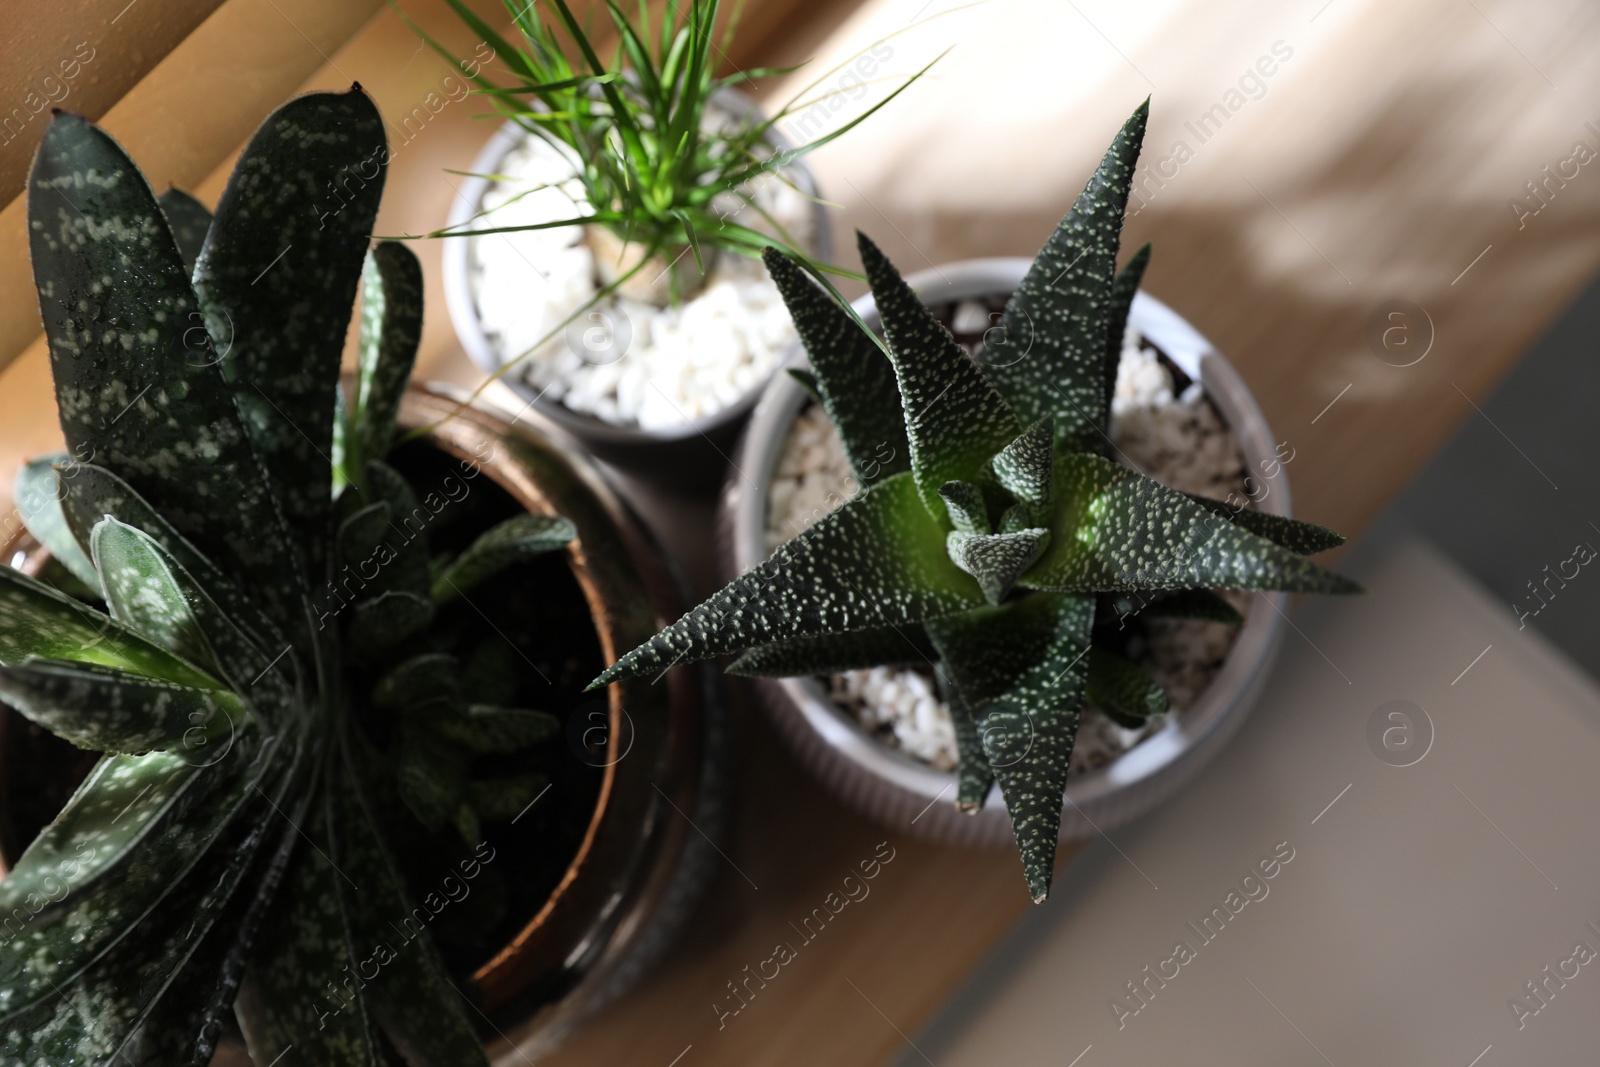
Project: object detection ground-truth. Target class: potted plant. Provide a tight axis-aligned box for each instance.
[0,88,717,1064]
[411,0,928,481]
[592,101,1358,902]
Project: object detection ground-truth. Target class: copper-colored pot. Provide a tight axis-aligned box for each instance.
[0,384,724,1059]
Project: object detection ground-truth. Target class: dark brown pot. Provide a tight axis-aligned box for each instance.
[0,384,726,1058]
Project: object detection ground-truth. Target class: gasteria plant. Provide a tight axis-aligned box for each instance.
[407,0,932,305]
[0,88,576,1065]
[592,100,1358,901]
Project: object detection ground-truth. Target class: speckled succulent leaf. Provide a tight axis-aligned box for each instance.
[237,793,383,1067]
[786,366,822,403]
[27,112,300,643]
[1100,243,1150,432]
[351,590,434,655]
[120,804,301,1067]
[431,512,576,603]
[925,592,1094,901]
[21,751,308,1067]
[195,88,387,589]
[464,641,517,705]
[591,472,983,687]
[727,624,935,677]
[373,653,460,712]
[91,516,223,677]
[397,732,466,830]
[1134,588,1244,626]
[935,663,993,812]
[0,658,245,755]
[0,750,196,937]
[366,459,435,599]
[15,455,99,589]
[0,798,279,1067]
[354,241,424,469]
[946,528,1049,605]
[991,419,1054,519]
[1085,646,1168,729]
[433,705,560,754]
[763,246,909,487]
[157,187,212,277]
[328,749,489,1067]
[1020,454,1360,595]
[0,728,270,1023]
[978,101,1148,452]
[857,232,1022,521]
[468,773,550,822]
[938,481,990,536]
[56,461,293,663]
[0,565,216,687]
[1182,492,1348,555]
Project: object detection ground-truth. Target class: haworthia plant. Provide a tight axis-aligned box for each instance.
[1,88,578,1065]
[594,100,1358,902]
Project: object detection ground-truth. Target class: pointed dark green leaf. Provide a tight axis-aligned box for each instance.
[1085,646,1168,728]
[935,664,993,813]
[55,461,293,665]
[120,803,300,1067]
[728,624,935,677]
[433,705,560,754]
[195,87,388,585]
[1138,588,1244,626]
[353,241,424,469]
[763,246,909,487]
[351,590,434,654]
[591,472,984,687]
[926,592,1095,901]
[431,512,575,603]
[27,111,300,639]
[1021,454,1360,595]
[938,481,990,536]
[237,791,382,1067]
[0,750,197,933]
[1100,243,1150,433]
[786,367,822,404]
[14,455,98,589]
[0,728,273,1022]
[468,774,550,823]
[0,658,244,754]
[946,528,1050,605]
[91,517,219,675]
[366,459,434,599]
[978,101,1148,451]
[858,232,1021,521]
[330,744,489,1067]
[373,652,459,713]
[991,419,1054,517]
[1183,492,1348,555]
[157,187,211,277]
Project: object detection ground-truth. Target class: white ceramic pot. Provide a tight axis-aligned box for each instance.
[442,90,830,487]
[718,259,1290,845]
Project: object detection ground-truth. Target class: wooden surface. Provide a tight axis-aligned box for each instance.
[2,1,1600,1065]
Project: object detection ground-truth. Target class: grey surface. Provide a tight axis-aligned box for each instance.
[1394,271,1600,679]
[891,531,1600,1067]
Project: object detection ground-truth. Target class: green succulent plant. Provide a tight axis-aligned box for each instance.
[591,99,1357,902]
[0,88,578,1065]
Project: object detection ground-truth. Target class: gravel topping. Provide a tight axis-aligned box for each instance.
[467,108,816,430]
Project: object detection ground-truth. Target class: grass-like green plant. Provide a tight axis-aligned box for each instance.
[0,88,576,1064]
[401,0,936,393]
[412,0,929,281]
[592,100,1358,902]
